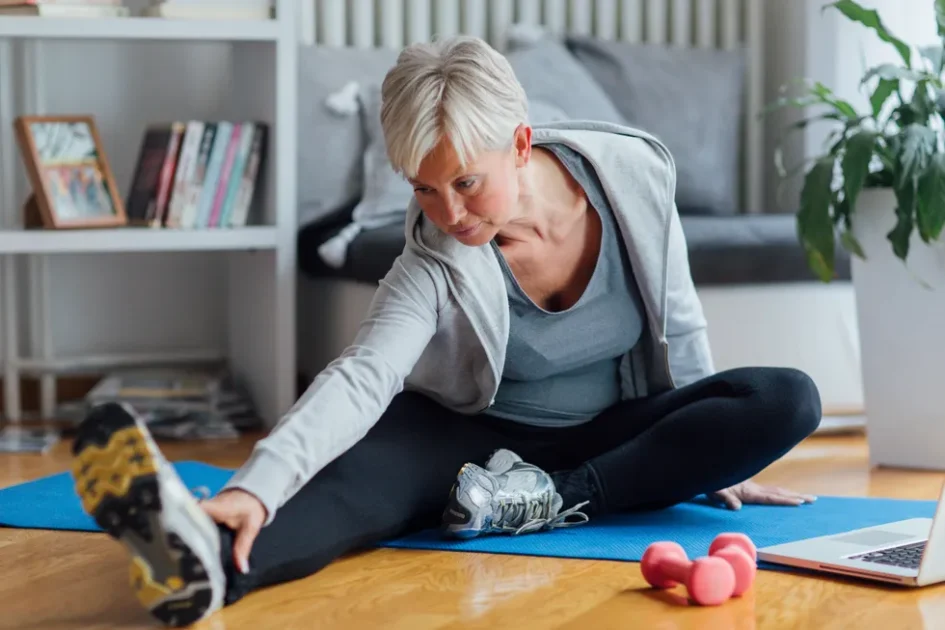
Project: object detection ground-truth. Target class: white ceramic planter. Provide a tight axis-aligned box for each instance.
[850,187,945,470]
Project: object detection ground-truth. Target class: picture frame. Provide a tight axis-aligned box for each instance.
[13,115,126,229]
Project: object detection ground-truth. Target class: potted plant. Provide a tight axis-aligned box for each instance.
[770,0,945,470]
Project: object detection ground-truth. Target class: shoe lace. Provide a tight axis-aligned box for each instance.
[494,492,591,535]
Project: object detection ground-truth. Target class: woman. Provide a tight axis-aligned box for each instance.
[72,35,820,627]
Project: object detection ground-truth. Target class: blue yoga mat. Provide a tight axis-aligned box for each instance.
[0,461,937,571]
[0,461,235,532]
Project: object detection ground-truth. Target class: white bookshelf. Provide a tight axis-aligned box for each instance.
[0,1,299,427]
[0,226,279,254]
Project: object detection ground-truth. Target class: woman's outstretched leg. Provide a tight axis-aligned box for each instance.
[71,393,514,627]
[220,392,513,603]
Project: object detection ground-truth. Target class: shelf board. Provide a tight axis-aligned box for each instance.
[0,226,278,254]
[0,16,282,42]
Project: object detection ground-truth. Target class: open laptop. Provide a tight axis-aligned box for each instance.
[757,481,945,586]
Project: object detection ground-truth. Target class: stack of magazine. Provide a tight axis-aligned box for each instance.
[73,367,261,441]
[0,426,61,454]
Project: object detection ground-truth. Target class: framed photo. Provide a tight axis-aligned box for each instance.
[14,115,126,229]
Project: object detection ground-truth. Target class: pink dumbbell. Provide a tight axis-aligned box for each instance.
[708,532,757,597]
[641,533,758,606]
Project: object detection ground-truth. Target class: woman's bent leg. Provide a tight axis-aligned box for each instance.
[548,367,822,515]
[222,391,513,604]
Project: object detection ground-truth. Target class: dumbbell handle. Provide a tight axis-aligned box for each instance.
[654,554,696,587]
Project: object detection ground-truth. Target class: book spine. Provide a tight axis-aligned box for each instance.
[165,121,204,229]
[180,122,217,229]
[208,123,242,228]
[229,123,267,228]
[219,123,256,228]
[194,120,233,229]
[152,121,185,228]
[125,125,172,226]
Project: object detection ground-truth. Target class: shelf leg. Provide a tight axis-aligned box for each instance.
[2,256,21,423]
[0,39,21,424]
[21,40,56,420]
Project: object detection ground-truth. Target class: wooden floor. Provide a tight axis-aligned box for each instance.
[2,431,945,630]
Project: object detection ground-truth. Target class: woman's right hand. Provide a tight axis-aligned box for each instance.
[199,488,268,574]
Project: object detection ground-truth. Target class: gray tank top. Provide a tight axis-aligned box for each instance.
[485,143,646,427]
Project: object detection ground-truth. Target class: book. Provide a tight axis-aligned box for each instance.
[228,123,267,228]
[207,123,242,227]
[0,2,130,16]
[126,125,175,226]
[193,120,233,228]
[142,1,272,20]
[217,123,256,227]
[152,121,185,227]
[164,121,204,228]
[179,122,216,229]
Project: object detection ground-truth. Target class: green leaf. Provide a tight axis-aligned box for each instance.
[841,230,867,258]
[895,124,937,188]
[772,112,846,176]
[919,45,944,74]
[917,153,945,241]
[798,159,837,281]
[810,81,861,119]
[888,195,915,260]
[937,0,945,38]
[826,0,912,67]
[841,131,876,210]
[893,103,921,129]
[870,78,899,116]
[911,81,939,123]
[861,64,932,84]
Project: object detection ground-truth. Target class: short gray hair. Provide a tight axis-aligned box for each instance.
[380,35,528,179]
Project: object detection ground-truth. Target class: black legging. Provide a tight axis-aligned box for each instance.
[220,366,821,604]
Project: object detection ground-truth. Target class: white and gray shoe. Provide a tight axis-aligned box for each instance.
[441,449,590,538]
[71,402,226,627]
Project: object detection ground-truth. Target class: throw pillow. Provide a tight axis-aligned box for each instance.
[565,36,746,215]
[505,35,628,125]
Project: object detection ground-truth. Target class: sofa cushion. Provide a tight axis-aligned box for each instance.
[681,215,852,284]
[298,212,852,286]
[506,36,628,124]
[564,36,746,217]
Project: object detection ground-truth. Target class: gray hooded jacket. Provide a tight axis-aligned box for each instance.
[224,121,715,525]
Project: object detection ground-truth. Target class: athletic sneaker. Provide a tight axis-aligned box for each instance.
[71,402,226,627]
[441,449,590,538]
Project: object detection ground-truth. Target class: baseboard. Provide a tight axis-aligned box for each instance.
[0,375,100,414]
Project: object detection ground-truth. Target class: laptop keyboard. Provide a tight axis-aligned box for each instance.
[849,540,926,569]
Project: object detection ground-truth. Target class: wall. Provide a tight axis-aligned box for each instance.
[763,0,809,213]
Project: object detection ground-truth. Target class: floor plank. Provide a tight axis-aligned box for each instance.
[2,432,945,629]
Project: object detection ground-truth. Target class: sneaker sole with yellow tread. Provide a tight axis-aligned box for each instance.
[71,403,215,627]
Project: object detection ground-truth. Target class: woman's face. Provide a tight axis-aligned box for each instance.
[409,125,531,246]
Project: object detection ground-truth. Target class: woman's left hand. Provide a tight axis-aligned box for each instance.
[708,481,817,510]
